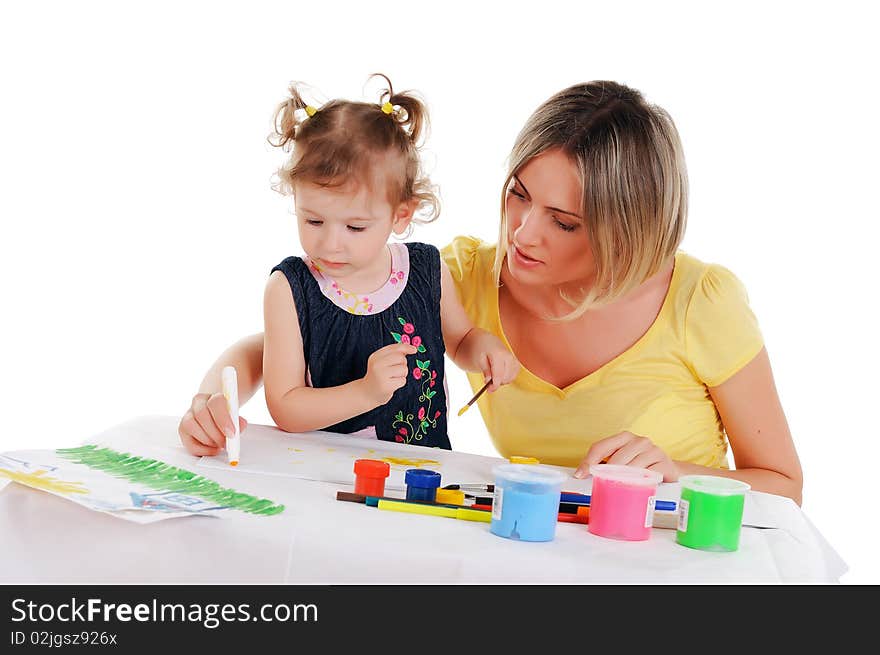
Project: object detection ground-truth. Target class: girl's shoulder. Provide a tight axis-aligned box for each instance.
[271,254,310,275]
[403,240,440,263]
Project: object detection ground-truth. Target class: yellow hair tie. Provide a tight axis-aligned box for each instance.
[305,105,317,117]
[381,101,394,115]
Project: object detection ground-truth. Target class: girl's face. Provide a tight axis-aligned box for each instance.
[504,148,595,290]
[294,181,411,283]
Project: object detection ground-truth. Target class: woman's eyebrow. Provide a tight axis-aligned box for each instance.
[513,175,582,219]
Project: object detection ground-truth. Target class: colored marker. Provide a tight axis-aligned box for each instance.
[336,491,368,503]
[557,506,590,524]
[367,495,490,512]
[377,499,492,523]
[335,491,491,513]
[443,483,495,492]
[453,507,492,523]
[445,489,677,513]
[337,491,593,525]
[449,489,675,512]
[447,485,676,512]
[560,491,676,512]
[463,493,494,505]
[559,502,584,514]
[221,366,240,466]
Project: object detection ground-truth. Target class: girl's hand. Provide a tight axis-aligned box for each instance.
[178,392,248,457]
[360,342,419,406]
[573,431,680,481]
[479,345,521,392]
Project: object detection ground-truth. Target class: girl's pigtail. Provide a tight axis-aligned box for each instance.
[388,91,428,145]
[268,83,313,150]
[270,83,320,196]
[370,72,428,145]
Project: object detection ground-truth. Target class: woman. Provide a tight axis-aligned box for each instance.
[179,80,803,504]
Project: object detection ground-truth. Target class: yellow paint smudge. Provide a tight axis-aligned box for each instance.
[381,457,441,467]
[0,467,89,495]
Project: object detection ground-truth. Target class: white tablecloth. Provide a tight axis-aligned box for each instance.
[0,416,847,584]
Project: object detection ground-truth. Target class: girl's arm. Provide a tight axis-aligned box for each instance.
[197,332,266,402]
[439,261,520,391]
[178,332,265,457]
[263,271,416,433]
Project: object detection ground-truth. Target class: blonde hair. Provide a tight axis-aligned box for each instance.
[269,73,439,225]
[494,80,688,321]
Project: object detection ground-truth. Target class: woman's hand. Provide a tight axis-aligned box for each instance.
[178,392,248,457]
[573,431,680,481]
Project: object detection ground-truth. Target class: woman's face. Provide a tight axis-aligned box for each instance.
[504,148,595,289]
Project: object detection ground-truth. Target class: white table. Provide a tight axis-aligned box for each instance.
[0,416,847,584]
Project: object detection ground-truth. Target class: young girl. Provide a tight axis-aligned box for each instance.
[179,75,518,456]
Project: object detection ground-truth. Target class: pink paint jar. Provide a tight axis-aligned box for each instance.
[588,464,663,541]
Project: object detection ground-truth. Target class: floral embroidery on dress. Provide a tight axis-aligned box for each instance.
[390,316,441,444]
[389,268,406,285]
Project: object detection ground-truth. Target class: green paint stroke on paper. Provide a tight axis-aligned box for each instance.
[56,445,284,516]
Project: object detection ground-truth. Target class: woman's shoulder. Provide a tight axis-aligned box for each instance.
[672,251,763,386]
[672,251,752,309]
[440,236,498,283]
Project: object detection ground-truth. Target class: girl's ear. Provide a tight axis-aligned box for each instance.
[391,198,418,235]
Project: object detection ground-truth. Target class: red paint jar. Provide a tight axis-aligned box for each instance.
[353,459,390,496]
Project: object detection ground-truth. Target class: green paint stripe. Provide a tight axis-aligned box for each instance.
[56,445,284,516]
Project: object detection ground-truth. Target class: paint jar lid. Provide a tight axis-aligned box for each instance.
[509,455,541,464]
[589,464,662,487]
[493,463,567,491]
[679,475,750,496]
[405,468,441,489]
[435,488,465,505]
[353,459,390,478]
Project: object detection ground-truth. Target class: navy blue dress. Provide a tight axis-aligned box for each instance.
[270,242,450,449]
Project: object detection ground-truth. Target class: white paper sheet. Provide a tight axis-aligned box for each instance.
[0,447,284,523]
[197,422,551,491]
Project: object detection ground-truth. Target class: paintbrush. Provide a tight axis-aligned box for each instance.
[457,379,492,416]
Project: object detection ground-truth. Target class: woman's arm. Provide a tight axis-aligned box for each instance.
[574,348,804,505]
[701,346,803,504]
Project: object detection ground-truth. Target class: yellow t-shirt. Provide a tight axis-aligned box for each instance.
[441,236,764,469]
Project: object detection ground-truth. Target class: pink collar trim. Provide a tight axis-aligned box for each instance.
[304,242,409,315]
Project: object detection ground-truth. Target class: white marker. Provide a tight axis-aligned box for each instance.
[221,366,241,466]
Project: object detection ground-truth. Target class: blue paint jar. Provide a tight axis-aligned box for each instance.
[405,469,441,502]
[490,464,567,542]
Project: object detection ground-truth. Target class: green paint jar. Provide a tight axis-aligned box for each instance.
[675,475,750,552]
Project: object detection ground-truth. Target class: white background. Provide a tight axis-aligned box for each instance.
[1,1,876,583]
